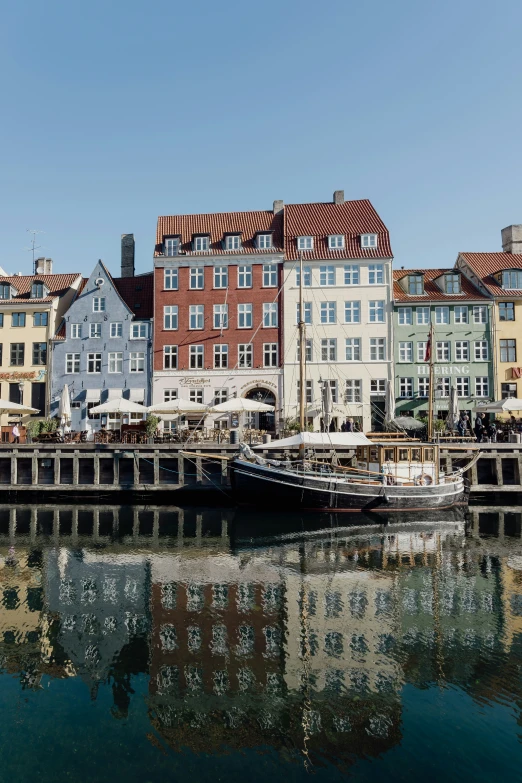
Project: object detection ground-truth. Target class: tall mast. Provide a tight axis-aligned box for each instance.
[428,321,434,442]
[298,252,306,432]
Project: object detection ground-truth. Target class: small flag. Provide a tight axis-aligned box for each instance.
[424,334,431,362]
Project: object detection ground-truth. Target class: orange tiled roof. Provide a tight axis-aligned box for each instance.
[0,273,81,301]
[459,252,522,296]
[285,199,392,260]
[393,268,488,302]
[155,210,284,257]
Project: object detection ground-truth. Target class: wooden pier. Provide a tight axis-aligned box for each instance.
[0,441,516,501]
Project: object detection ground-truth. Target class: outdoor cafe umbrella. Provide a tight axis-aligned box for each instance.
[0,399,39,416]
[147,398,207,415]
[58,383,72,424]
[209,397,274,413]
[472,398,522,413]
[88,398,149,415]
[383,379,395,429]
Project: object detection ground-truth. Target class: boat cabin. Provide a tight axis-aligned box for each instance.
[355,443,441,486]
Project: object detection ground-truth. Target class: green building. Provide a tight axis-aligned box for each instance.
[393,269,493,419]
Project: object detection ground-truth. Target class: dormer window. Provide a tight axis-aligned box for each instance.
[31,281,47,299]
[444,273,460,294]
[297,236,313,250]
[502,269,522,290]
[408,274,424,295]
[0,284,11,300]
[225,234,241,251]
[257,233,272,249]
[164,237,180,257]
[328,235,345,249]
[361,233,378,248]
[193,235,210,252]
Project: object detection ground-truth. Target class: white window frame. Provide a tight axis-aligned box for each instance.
[90,323,101,339]
[473,305,488,324]
[238,303,253,329]
[344,301,361,323]
[164,389,178,402]
[189,345,204,369]
[164,237,180,257]
[238,344,253,368]
[263,343,278,367]
[213,304,228,330]
[454,305,469,324]
[320,301,336,324]
[398,307,413,325]
[344,265,360,285]
[194,236,209,252]
[297,302,312,324]
[297,236,313,250]
[455,341,469,361]
[369,300,385,323]
[416,307,430,325]
[345,379,362,403]
[214,344,228,368]
[296,339,313,362]
[417,341,428,362]
[164,305,178,330]
[257,234,272,249]
[87,352,102,374]
[296,266,312,287]
[70,324,82,339]
[370,379,386,396]
[189,304,204,330]
[189,267,204,290]
[435,306,450,324]
[456,377,470,398]
[130,323,148,339]
[369,338,386,361]
[129,352,145,373]
[262,264,277,287]
[108,352,123,374]
[164,268,178,289]
[65,353,80,374]
[361,234,378,248]
[321,338,337,362]
[214,266,228,289]
[237,266,252,288]
[319,265,335,286]
[436,341,451,361]
[475,377,489,398]
[163,345,178,369]
[399,378,413,398]
[328,235,344,249]
[368,264,384,284]
[110,322,122,338]
[418,378,430,398]
[93,297,105,313]
[345,338,361,361]
[474,340,489,361]
[225,234,241,251]
[263,302,278,328]
[399,342,413,362]
[445,273,461,294]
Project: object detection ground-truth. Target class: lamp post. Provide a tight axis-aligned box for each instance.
[18,381,24,406]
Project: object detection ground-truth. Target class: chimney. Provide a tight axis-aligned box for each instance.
[501,225,522,254]
[121,234,135,277]
[333,190,344,205]
[273,199,284,214]
[35,257,53,274]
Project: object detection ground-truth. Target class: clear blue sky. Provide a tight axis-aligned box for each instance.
[1,0,521,277]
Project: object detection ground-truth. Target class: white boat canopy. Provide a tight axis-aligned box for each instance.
[472,398,522,413]
[254,431,372,450]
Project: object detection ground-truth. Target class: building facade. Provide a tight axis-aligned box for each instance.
[0,266,81,427]
[393,269,493,418]
[51,249,153,432]
[282,192,394,432]
[457,225,522,401]
[153,206,284,432]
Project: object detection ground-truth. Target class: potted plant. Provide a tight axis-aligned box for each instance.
[145,414,161,443]
[26,420,41,444]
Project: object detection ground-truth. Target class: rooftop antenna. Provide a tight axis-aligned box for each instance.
[25,229,45,274]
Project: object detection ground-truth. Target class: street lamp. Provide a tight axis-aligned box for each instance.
[18,381,24,405]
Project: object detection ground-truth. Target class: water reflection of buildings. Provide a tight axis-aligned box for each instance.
[2,507,522,764]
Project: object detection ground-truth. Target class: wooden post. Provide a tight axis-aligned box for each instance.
[154,451,159,485]
[113,451,120,485]
[93,508,100,541]
[133,455,139,486]
[470,458,479,487]
[495,455,503,487]
[10,452,17,485]
[32,450,38,485]
[53,508,60,543]
[178,454,184,487]
[498,510,505,541]
[73,450,79,485]
[30,507,37,543]
[133,507,140,540]
[196,455,203,483]
[94,454,100,485]
[153,509,159,547]
[221,457,228,485]
[196,512,202,546]
[72,508,78,546]
[54,451,61,485]
[9,507,16,545]
[177,507,184,547]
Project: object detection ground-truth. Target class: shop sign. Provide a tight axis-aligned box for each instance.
[511,368,522,379]
[179,377,210,387]
[417,365,470,376]
[0,370,45,381]
[240,380,277,390]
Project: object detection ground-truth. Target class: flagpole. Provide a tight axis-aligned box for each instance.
[428,321,434,442]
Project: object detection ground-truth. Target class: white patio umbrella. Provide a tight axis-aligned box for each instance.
[383,379,395,429]
[0,399,39,416]
[446,383,459,431]
[147,398,207,414]
[472,398,522,413]
[88,398,149,415]
[321,380,333,431]
[209,397,274,413]
[58,384,72,424]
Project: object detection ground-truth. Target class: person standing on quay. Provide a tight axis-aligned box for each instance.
[11,423,20,444]
[474,413,485,443]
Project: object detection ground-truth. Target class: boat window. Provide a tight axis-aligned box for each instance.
[359,447,368,461]
[411,448,421,462]
[398,448,409,462]
[423,448,435,461]
[370,447,379,462]
[384,448,394,462]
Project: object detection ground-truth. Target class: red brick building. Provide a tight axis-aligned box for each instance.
[153,203,285,431]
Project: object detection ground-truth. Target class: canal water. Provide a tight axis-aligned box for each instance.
[0,504,521,782]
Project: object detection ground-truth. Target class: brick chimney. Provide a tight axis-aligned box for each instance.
[35,257,53,274]
[333,190,344,205]
[273,200,284,214]
[121,234,135,277]
[501,225,522,254]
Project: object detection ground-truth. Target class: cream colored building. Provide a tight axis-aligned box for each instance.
[0,264,81,427]
[283,193,394,433]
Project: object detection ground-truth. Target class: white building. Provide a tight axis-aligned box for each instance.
[283,192,394,433]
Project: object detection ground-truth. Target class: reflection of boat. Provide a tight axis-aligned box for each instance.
[230,506,466,549]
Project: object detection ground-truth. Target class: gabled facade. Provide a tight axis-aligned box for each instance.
[153,206,284,432]
[0,267,81,426]
[282,191,394,432]
[457,225,522,401]
[393,269,493,418]
[51,259,153,431]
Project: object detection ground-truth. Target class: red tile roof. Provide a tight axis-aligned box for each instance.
[114,273,153,318]
[155,210,284,257]
[393,268,488,302]
[0,273,81,300]
[458,252,522,296]
[285,199,392,260]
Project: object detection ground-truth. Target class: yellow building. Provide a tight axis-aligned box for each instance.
[0,263,81,428]
[457,225,522,401]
